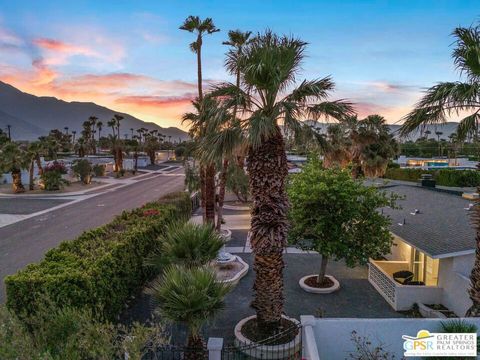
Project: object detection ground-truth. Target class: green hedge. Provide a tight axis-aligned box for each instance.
[384,168,480,187]
[5,192,191,320]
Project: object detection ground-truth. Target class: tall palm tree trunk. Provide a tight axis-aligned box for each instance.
[35,155,43,176]
[29,160,35,191]
[11,169,25,193]
[216,159,229,231]
[197,35,203,101]
[248,127,288,332]
[205,163,216,224]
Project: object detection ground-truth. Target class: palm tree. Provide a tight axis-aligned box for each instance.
[130,128,134,139]
[209,29,253,230]
[151,265,230,356]
[71,130,76,144]
[148,222,224,270]
[27,141,43,190]
[435,131,444,156]
[211,31,354,333]
[400,24,480,143]
[113,114,123,139]
[179,16,220,101]
[398,23,480,316]
[96,121,103,142]
[0,142,30,193]
[180,16,219,225]
[64,126,69,135]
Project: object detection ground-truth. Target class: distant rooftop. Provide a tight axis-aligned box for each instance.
[379,183,476,258]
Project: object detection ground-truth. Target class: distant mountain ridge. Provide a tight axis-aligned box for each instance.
[0,81,189,141]
[303,120,459,141]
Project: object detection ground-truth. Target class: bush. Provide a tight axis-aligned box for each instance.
[0,300,167,360]
[41,161,68,191]
[5,191,192,320]
[384,168,480,187]
[72,159,93,184]
[93,163,106,177]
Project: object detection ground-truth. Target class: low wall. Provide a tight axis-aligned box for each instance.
[302,317,480,359]
[395,284,443,311]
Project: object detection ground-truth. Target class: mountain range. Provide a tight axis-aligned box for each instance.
[0,81,188,141]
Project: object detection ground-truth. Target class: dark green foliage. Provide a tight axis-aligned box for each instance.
[5,192,191,320]
[226,162,249,202]
[72,159,93,184]
[0,300,166,360]
[148,222,224,269]
[384,168,480,187]
[93,163,106,177]
[288,159,398,267]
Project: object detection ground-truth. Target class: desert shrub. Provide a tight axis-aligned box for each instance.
[5,191,192,320]
[0,301,167,360]
[72,159,93,184]
[41,161,68,190]
[93,163,106,177]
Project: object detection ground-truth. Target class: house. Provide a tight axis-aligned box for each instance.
[368,182,476,316]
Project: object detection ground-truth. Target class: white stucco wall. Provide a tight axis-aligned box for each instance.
[387,234,412,262]
[438,254,474,317]
[305,317,480,360]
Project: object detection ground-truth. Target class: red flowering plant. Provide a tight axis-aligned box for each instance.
[142,209,160,217]
[41,161,69,190]
[44,161,68,174]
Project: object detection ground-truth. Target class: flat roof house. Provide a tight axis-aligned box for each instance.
[368,183,476,316]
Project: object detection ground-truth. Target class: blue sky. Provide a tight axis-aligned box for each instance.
[0,0,477,128]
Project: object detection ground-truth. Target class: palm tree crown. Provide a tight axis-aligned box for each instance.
[400,23,480,139]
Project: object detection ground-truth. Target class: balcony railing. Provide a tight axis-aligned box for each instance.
[368,260,442,311]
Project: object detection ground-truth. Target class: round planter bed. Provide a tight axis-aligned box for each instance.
[220,228,232,242]
[215,255,249,287]
[299,274,340,294]
[234,315,301,359]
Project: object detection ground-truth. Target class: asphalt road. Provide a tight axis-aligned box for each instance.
[0,170,184,303]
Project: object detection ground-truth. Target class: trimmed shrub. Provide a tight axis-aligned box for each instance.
[72,159,93,184]
[93,163,106,177]
[5,191,191,320]
[384,168,480,187]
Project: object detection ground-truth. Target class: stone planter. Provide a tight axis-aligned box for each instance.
[418,303,448,319]
[234,315,301,359]
[299,275,340,294]
[220,228,232,242]
[216,255,249,287]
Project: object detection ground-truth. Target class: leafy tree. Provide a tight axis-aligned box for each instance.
[211,30,354,333]
[287,159,397,286]
[72,159,93,184]
[0,142,30,193]
[226,161,249,202]
[150,265,230,355]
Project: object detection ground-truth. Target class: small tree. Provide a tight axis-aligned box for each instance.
[72,159,93,184]
[150,265,230,356]
[287,159,398,286]
[0,142,30,193]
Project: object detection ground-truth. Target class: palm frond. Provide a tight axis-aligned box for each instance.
[452,24,480,81]
[308,100,356,121]
[456,111,480,140]
[399,81,480,137]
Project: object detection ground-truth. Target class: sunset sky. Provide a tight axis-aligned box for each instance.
[0,0,477,130]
